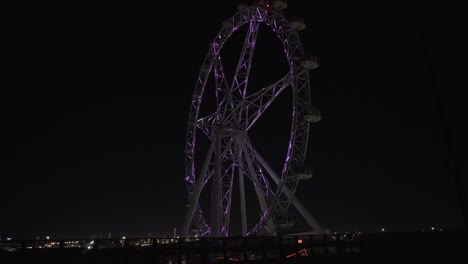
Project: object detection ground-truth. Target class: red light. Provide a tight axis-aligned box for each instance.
[297,239,303,244]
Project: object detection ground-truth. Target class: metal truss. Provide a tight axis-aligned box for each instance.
[182,2,323,238]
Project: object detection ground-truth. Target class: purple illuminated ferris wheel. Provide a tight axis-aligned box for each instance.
[182,0,324,237]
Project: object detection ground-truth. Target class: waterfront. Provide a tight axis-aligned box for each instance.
[0,230,466,263]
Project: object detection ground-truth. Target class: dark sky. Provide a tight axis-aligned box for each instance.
[1,1,467,239]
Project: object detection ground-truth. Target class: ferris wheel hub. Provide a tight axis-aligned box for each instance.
[218,127,244,138]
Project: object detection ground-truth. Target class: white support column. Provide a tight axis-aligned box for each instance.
[237,141,248,236]
[252,146,324,234]
[211,131,223,237]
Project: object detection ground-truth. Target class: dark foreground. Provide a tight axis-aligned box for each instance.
[0,230,467,263]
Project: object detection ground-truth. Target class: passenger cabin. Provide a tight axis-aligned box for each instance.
[272,0,288,9]
[304,105,321,123]
[290,16,306,31]
[276,214,295,229]
[301,54,319,70]
[293,164,313,180]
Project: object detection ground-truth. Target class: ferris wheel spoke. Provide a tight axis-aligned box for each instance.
[243,73,294,130]
[241,140,276,234]
[195,113,217,138]
[245,135,292,209]
[242,141,277,207]
[242,136,290,231]
[213,56,233,112]
[217,73,293,130]
[230,21,260,99]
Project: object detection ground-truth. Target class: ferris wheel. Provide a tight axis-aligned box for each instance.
[181,0,324,237]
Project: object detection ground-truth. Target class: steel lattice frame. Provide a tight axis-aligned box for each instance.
[181,3,323,237]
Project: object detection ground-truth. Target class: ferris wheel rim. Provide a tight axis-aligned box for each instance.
[184,4,311,237]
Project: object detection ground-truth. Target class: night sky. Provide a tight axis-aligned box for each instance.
[2,1,467,239]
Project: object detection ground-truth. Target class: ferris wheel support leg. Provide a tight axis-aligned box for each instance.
[211,131,223,237]
[237,143,248,236]
[181,138,216,237]
[243,144,275,234]
[253,148,325,234]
